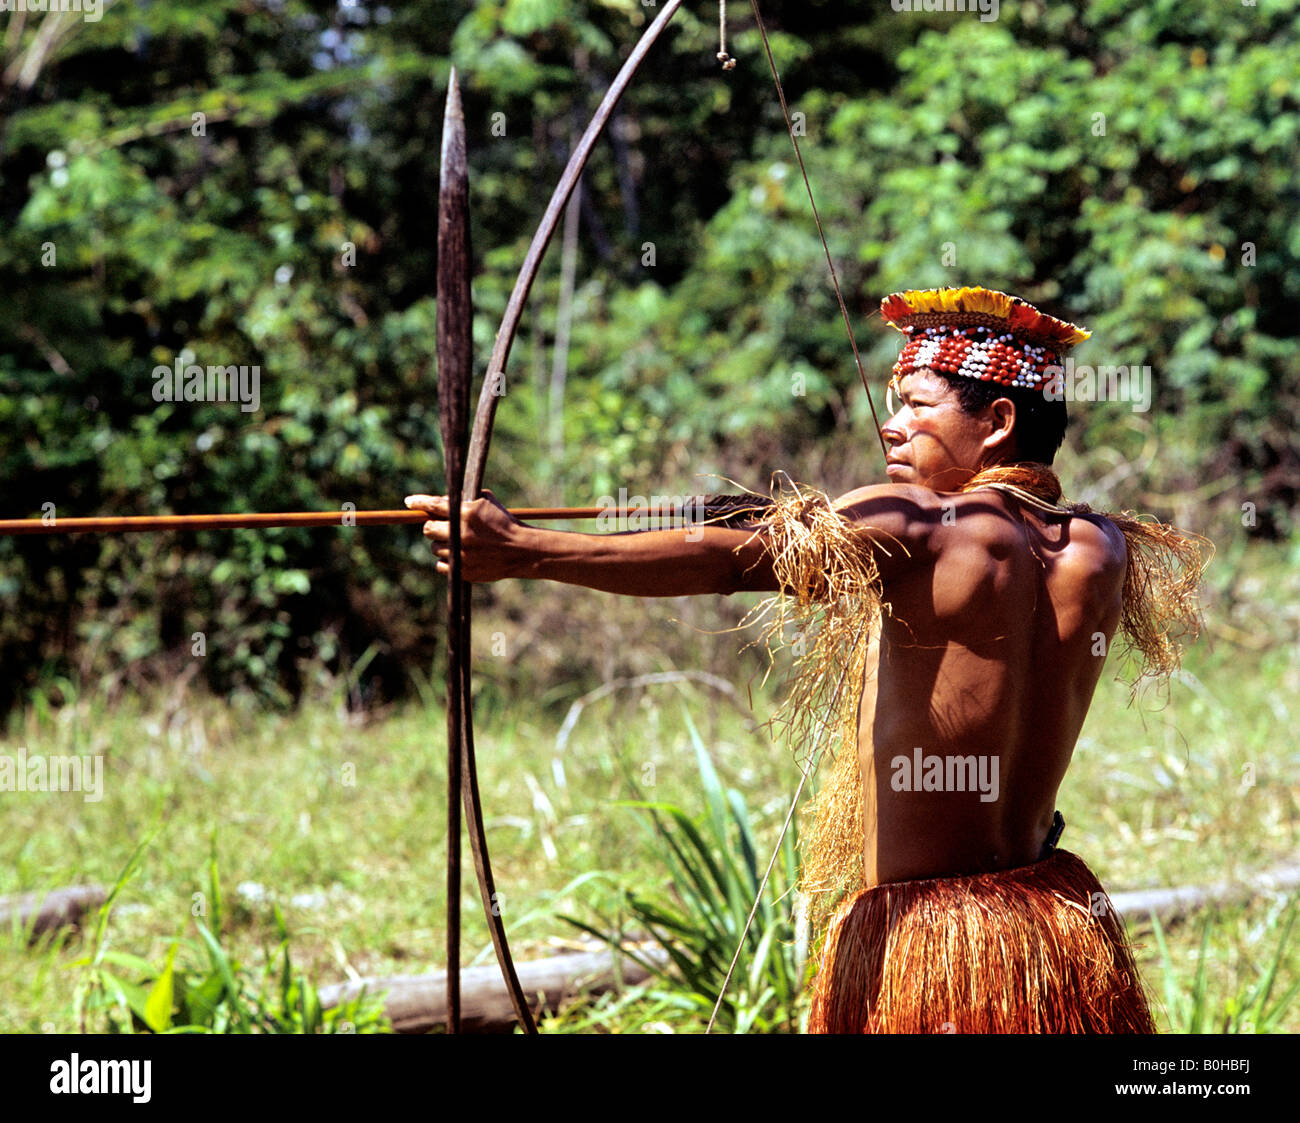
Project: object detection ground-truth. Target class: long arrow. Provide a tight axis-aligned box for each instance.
[0,497,773,536]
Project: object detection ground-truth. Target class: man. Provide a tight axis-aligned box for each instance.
[407,286,1204,1034]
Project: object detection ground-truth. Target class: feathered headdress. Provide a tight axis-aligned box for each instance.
[881,286,1090,392]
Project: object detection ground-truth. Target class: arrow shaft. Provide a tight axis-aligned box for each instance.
[0,500,773,536]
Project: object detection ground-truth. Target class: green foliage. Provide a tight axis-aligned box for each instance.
[0,1,1295,707]
[567,4,1300,534]
[562,709,807,1033]
[1150,897,1300,1034]
[72,832,388,1034]
[4,603,1300,1033]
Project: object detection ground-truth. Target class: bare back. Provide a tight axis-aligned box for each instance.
[856,487,1127,886]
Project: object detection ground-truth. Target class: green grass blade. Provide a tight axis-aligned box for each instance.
[142,942,178,1033]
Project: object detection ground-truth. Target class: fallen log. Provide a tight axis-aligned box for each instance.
[319,946,668,1033]
[1112,860,1300,923]
[0,885,107,941]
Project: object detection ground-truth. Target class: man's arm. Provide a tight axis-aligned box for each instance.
[405,491,778,596]
[404,482,942,597]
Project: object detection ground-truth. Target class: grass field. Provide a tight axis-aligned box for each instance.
[1,542,1297,1033]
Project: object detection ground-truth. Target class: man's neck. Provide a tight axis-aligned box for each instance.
[960,462,1063,506]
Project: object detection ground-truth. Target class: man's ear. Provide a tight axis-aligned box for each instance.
[982,397,1017,457]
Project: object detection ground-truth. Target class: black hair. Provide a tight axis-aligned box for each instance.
[932,371,1068,465]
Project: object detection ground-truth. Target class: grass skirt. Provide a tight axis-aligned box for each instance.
[807,850,1156,1034]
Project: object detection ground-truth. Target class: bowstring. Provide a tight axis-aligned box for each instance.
[745,0,889,465]
[705,617,867,1033]
[705,0,889,1033]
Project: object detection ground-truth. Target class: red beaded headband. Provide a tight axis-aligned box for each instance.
[881,287,1090,394]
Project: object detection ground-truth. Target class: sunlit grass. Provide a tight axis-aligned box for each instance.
[1,547,1296,1032]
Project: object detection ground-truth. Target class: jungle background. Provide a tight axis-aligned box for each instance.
[0,0,1297,1034]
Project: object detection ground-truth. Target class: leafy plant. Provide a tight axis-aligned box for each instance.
[72,832,388,1034]
[562,708,808,1033]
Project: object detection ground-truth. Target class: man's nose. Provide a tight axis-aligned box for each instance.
[880,421,905,448]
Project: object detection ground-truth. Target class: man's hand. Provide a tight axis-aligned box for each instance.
[406,491,772,597]
[404,490,531,582]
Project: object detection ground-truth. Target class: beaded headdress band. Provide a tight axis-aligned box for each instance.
[880,287,1090,394]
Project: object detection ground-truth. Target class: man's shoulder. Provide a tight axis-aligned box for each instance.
[1065,507,1125,550]
[957,489,1127,579]
[1060,510,1128,580]
[829,484,950,572]
[832,482,948,516]
[826,483,1126,578]
[832,482,1038,551]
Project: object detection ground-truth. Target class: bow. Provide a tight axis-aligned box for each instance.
[438,2,688,1034]
[445,0,892,1034]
